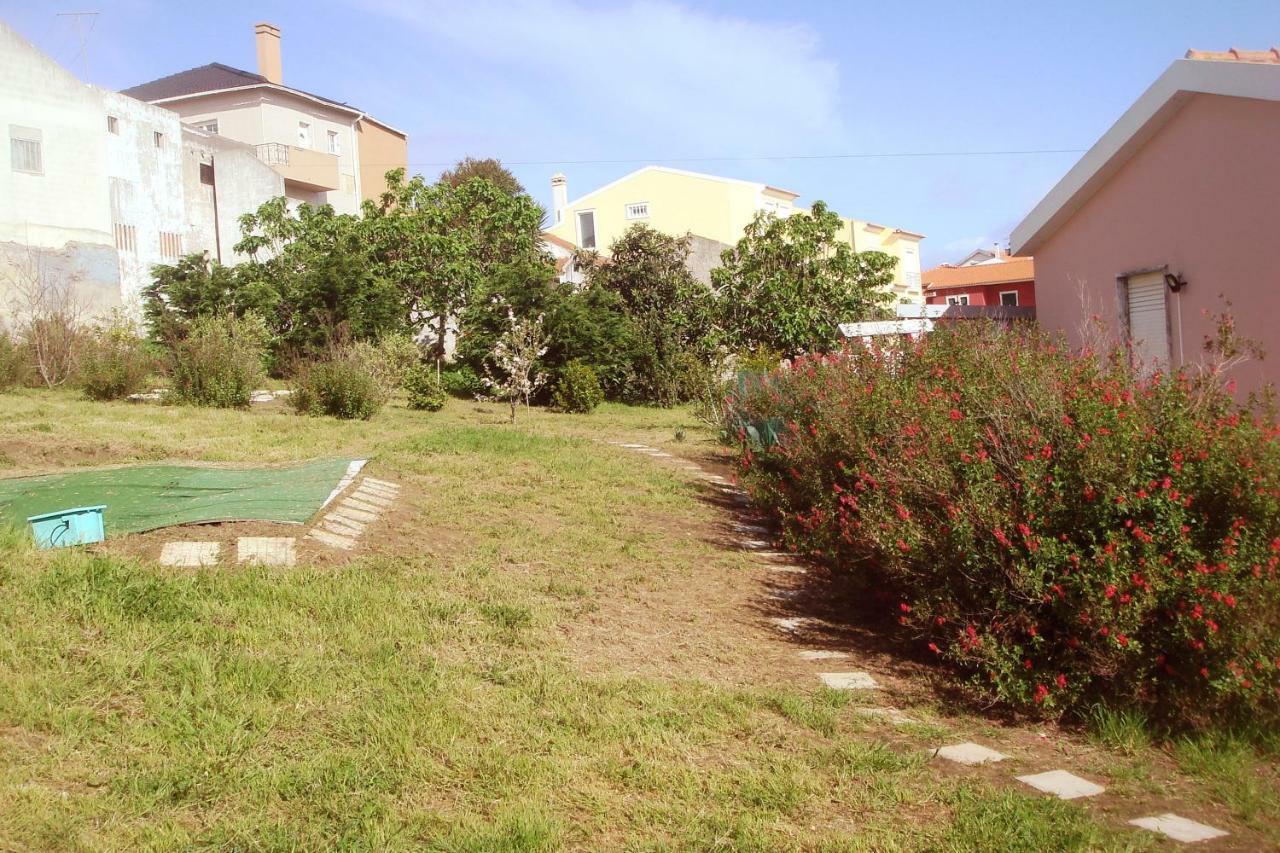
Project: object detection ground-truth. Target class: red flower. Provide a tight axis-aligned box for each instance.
[928,642,940,654]
[1104,584,1117,599]
[1055,674,1067,689]
[1033,684,1049,703]
[949,408,962,421]
[899,602,912,613]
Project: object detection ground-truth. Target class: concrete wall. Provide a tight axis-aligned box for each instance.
[100,90,188,306]
[1,22,120,319]
[356,119,408,204]
[181,129,285,265]
[166,89,362,213]
[925,280,1035,306]
[1032,93,1280,395]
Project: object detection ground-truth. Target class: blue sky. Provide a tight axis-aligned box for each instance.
[5,0,1279,266]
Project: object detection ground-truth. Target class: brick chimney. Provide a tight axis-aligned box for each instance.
[255,22,282,84]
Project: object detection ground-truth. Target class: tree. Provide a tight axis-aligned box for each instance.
[363,169,547,358]
[711,201,897,357]
[481,295,548,424]
[439,156,527,198]
[584,224,713,406]
[456,261,639,400]
[143,253,278,346]
[233,200,404,358]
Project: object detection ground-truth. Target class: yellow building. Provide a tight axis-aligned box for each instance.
[545,166,924,301]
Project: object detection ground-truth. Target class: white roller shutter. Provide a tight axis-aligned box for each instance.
[1126,272,1170,371]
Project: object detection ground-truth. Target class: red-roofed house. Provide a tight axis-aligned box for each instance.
[923,253,1035,308]
[1012,48,1280,393]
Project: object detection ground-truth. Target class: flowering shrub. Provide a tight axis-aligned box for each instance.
[731,321,1280,728]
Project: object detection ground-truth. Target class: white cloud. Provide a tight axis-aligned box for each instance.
[359,0,847,157]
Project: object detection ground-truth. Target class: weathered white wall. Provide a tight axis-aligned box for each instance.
[100,90,188,306]
[0,21,120,320]
[181,129,285,263]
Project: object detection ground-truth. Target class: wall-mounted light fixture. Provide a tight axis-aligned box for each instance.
[1164,272,1187,292]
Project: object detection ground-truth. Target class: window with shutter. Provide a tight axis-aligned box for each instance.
[1125,271,1170,371]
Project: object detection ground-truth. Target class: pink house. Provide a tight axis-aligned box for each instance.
[1011,49,1280,395]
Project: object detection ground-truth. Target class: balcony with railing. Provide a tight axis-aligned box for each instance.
[254,142,340,192]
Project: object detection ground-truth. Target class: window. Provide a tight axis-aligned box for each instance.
[999,291,1019,307]
[576,210,596,250]
[297,121,312,147]
[9,126,42,174]
[1124,271,1170,371]
[159,231,183,259]
[625,201,649,220]
[113,223,137,254]
[193,119,218,135]
[327,130,340,155]
[153,131,164,148]
[106,115,119,134]
[946,294,970,306]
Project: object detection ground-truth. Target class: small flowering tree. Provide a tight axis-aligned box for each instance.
[731,319,1280,729]
[482,296,548,424]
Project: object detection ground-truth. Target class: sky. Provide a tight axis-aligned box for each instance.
[5,0,1279,266]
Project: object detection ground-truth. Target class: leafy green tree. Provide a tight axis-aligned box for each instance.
[144,253,274,346]
[234,200,404,358]
[439,156,528,198]
[711,201,897,357]
[456,261,638,400]
[363,169,546,358]
[584,224,713,406]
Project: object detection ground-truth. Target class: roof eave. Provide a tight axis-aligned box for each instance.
[1012,59,1280,255]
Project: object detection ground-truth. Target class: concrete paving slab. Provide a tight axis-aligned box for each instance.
[360,473,399,489]
[323,518,362,538]
[770,616,809,634]
[1016,770,1105,800]
[334,504,379,524]
[798,650,849,661]
[358,481,399,496]
[324,512,364,533]
[159,541,220,567]
[307,528,356,550]
[819,672,880,690]
[1128,814,1228,843]
[933,742,1008,766]
[351,489,394,508]
[855,707,919,725]
[236,536,296,566]
[341,496,383,515]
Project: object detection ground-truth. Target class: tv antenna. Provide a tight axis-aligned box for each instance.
[55,11,100,75]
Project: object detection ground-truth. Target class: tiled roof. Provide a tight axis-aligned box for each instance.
[1185,47,1280,64]
[922,256,1035,291]
[541,232,578,253]
[122,62,362,114]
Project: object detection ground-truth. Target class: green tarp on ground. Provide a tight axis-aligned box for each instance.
[0,458,363,538]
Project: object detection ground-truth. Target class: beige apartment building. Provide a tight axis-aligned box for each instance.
[123,23,407,214]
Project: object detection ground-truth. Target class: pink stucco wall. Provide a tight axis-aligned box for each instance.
[1033,93,1280,395]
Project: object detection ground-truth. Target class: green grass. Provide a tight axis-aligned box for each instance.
[0,389,1244,848]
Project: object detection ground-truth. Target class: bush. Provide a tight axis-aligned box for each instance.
[79,314,154,401]
[291,349,387,420]
[552,361,603,413]
[0,327,28,391]
[731,321,1280,729]
[441,365,484,399]
[404,364,446,412]
[350,333,421,395]
[167,314,268,408]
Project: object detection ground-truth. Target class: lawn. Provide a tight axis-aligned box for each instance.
[0,389,1272,849]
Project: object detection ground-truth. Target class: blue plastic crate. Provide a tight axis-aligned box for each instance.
[27,505,107,549]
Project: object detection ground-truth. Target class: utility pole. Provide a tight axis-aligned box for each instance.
[55,11,100,77]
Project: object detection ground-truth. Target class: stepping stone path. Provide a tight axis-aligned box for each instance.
[159,541,220,567]
[236,536,297,567]
[616,436,1234,847]
[934,742,1008,766]
[1016,769,1105,800]
[819,672,879,690]
[1129,814,1229,843]
[306,476,401,551]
